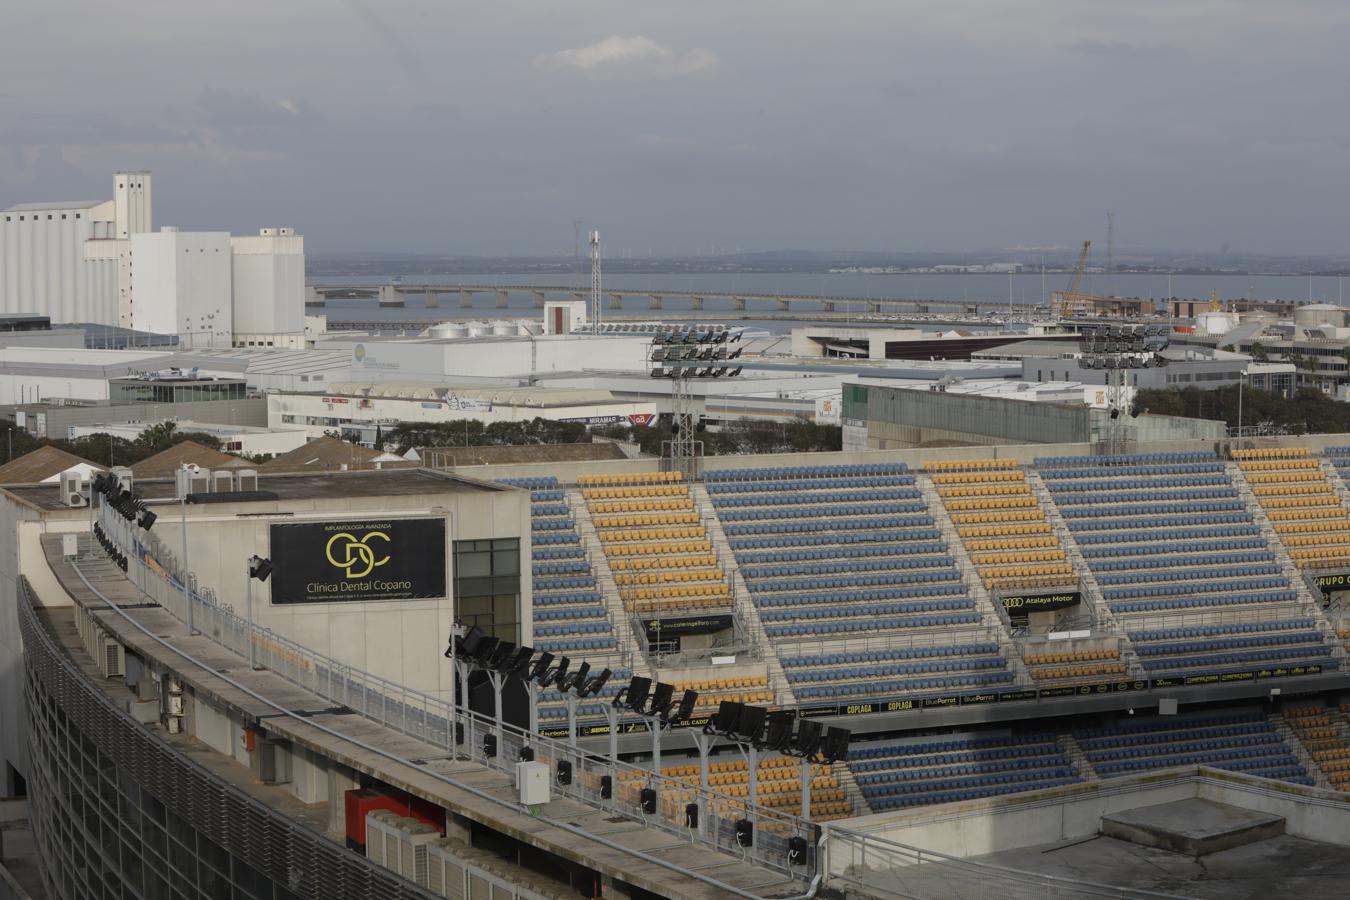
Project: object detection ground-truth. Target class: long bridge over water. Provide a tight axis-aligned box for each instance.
[307,282,1040,316]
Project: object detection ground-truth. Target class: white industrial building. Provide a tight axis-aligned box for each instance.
[129,228,233,346]
[268,382,657,440]
[1,171,305,349]
[67,420,309,458]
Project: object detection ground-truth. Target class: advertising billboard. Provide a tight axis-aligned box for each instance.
[269,517,447,604]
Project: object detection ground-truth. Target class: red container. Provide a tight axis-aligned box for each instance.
[344,788,445,851]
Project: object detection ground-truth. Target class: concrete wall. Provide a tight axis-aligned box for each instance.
[231,232,305,337]
[13,397,269,438]
[329,333,653,381]
[0,496,85,790]
[147,482,531,702]
[1,202,113,324]
[129,229,233,346]
[828,768,1350,874]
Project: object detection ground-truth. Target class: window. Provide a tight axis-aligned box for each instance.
[454,538,520,642]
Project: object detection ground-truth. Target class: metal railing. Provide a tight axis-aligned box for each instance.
[821,827,1186,900]
[91,500,820,893]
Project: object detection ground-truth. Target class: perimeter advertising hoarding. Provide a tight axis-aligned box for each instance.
[269,518,447,604]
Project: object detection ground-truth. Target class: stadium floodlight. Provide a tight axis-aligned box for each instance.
[764,710,796,753]
[578,667,611,698]
[793,718,824,758]
[670,690,698,724]
[648,682,675,718]
[470,635,501,667]
[246,555,272,582]
[821,726,851,764]
[504,645,534,677]
[561,661,591,694]
[707,700,743,736]
[542,655,570,689]
[619,676,651,713]
[737,704,767,745]
[528,651,555,683]
[485,640,516,671]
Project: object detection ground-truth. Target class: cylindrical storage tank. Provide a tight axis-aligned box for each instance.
[428,323,459,338]
[446,323,470,338]
[491,321,519,336]
[1295,304,1346,329]
[468,321,492,337]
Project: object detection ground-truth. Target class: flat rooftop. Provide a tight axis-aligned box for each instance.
[968,831,1350,900]
[4,468,503,511]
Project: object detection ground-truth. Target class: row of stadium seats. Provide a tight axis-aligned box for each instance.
[926,459,1077,593]
[1036,451,1216,467]
[1074,710,1312,784]
[1285,705,1350,790]
[578,471,683,486]
[1040,463,1225,479]
[705,462,910,481]
[852,732,1080,811]
[715,487,921,507]
[646,757,852,820]
[1237,448,1350,570]
[507,480,621,666]
[1044,452,1309,646]
[707,474,916,493]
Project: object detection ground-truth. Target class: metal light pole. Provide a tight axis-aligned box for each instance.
[180,491,196,634]
[1238,368,1247,439]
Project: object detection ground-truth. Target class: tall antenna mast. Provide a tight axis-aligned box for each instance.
[1106,210,1116,297]
[589,230,602,333]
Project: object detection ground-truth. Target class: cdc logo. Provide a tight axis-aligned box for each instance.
[325,530,390,578]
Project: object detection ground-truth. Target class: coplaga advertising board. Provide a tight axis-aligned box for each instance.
[269,517,447,604]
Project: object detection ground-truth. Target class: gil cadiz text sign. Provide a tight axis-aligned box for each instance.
[269,518,447,604]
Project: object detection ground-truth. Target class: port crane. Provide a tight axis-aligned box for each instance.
[1052,240,1092,320]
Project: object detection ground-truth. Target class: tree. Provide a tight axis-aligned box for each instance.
[135,421,178,454]
[1250,341,1268,362]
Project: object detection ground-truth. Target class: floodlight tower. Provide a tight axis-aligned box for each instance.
[590,230,602,333]
[649,327,745,479]
[1078,323,1169,454]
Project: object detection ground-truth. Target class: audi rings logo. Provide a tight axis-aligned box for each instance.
[325,530,391,578]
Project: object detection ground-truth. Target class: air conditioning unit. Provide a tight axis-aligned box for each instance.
[425,839,465,898]
[98,635,125,678]
[111,466,133,493]
[212,470,235,493]
[236,468,258,492]
[188,468,211,494]
[59,470,86,507]
[366,813,440,887]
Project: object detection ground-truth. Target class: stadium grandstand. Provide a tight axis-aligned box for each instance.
[11,434,1350,898]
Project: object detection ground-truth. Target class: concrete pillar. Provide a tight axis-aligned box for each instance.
[777,297,790,312]
[495,290,509,309]
[327,765,360,837]
[532,290,546,308]
[601,874,636,899]
[733,296,747,311]
[378,285,404,307]
[425,288,438,308]
[446,811,472,843]
[691,296,704,311]
[459,289,473,308]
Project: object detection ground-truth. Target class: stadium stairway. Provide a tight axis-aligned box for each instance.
[916,475,1034,686]
[568,488,651,680]
[1059,732,1099,780]
[832,758,871,817]
[1271,709,1333,789]
[692,482,794,706]
[1229,460,1339,635]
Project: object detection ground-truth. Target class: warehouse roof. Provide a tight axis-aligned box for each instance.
[0,446,103,484]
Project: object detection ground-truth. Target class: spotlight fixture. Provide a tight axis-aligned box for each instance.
[670,690,698,724]
[486,640,517,671]
[246,555,272,582]
[648,682,675,719]
[735,818,753,848]
[504,645,534,677]
[542,655,571,689]
[556,760,573,785]
[137,509,157,531]
[561,661,591,694]
[708,700,743,735]
[794,719,824,758]
[625,677,652,714]
[471,635,501,667]
[578,667,611,699]
[527,651,555,683]
[453,625,489,661]
[820,726,851,764]
[737,704,767,745]
[764,710,796,753]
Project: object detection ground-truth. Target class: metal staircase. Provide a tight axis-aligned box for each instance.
[567,488,651,679]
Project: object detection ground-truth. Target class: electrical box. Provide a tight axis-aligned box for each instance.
[517,761,550,805]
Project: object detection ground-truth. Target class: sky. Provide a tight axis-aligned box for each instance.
[3,1,1350,257]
